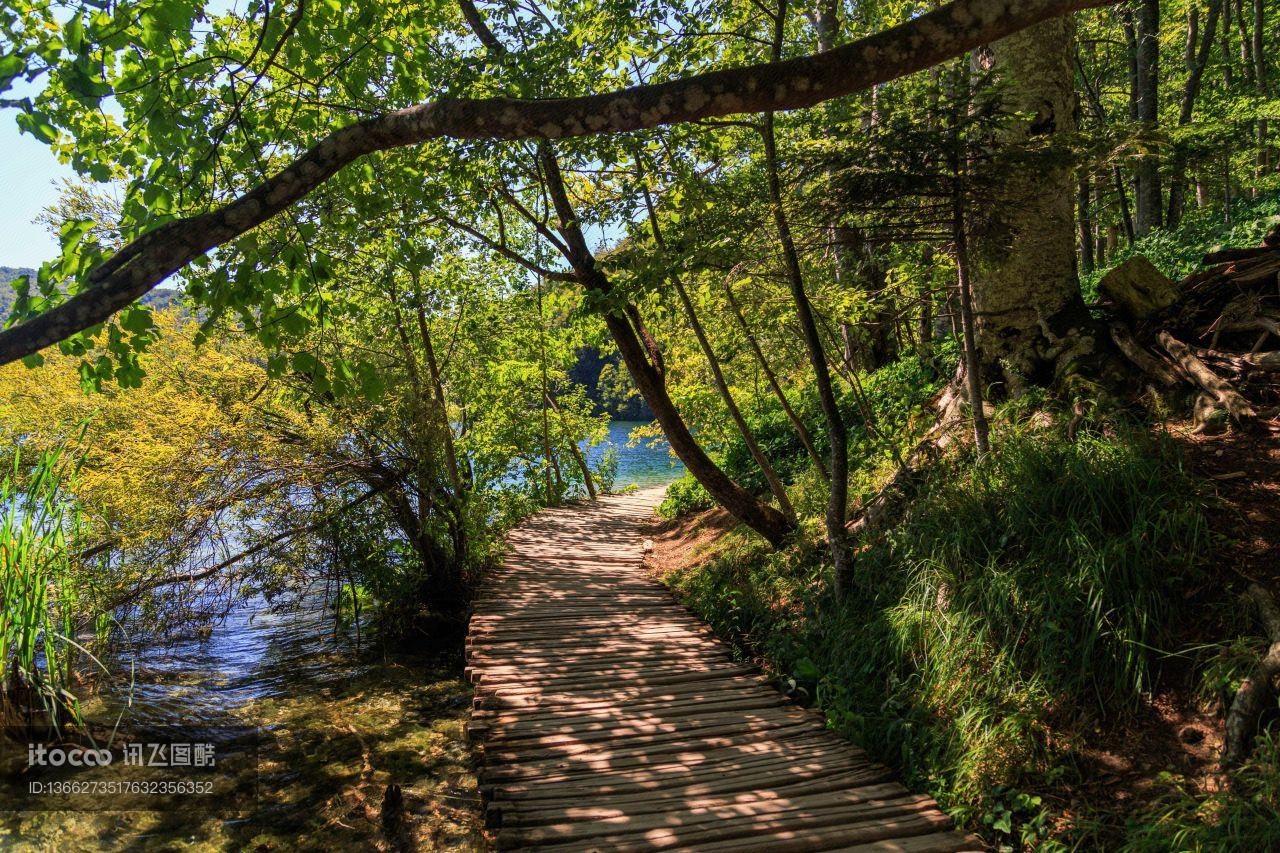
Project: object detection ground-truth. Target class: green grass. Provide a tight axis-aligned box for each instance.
[662,415,1213,845]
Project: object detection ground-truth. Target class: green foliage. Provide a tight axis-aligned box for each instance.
[1081,197,1280,300]
[715,348,953,497]
[658,471,714,519]
[664,420,1210,832]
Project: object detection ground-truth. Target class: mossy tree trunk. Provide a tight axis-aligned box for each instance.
[968,16,1105,396]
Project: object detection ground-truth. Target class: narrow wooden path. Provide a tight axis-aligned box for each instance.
[466,488,978,852]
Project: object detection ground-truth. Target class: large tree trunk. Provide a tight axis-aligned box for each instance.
[969,16,1102,393]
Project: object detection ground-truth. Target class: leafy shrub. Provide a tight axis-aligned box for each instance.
[658,472,714,519]
[718,348,954,495]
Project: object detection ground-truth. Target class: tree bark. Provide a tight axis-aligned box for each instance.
[968,16,1100,393]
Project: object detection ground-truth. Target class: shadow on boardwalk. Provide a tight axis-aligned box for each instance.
[466,488,980,852]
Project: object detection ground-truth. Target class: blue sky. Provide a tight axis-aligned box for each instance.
[0,113,72,269]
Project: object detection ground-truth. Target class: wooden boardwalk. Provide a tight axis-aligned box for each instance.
[466,488,978,852]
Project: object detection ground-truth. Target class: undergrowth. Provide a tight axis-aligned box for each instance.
[661,413,1228,847]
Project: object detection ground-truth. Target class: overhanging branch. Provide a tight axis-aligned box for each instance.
[0,0,1114,366]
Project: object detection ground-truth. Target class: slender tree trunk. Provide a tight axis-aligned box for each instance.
[767,0,849,592]
[536,277,560,506]
[1235,0,1256,86]
[723,283,829,479]
[953,188,991,455]
[762,110,852,593]
[917,245,935,362]
[641,182,796,520]
[1253,0,1269,180]
[1221,0,1236,88]
[1094,181,1108,267]
[540,147,794,545]
[453,0,787,543]
[1134,0,1162,236]
[543,392,597,499]
[1115,167,1136,246]
[414,298,464,494]
[1078,170,1095,275]
[1168,0,1224,227]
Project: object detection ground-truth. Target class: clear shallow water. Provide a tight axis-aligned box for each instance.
[96,421,680,722]
[586,419,685,489]
[100,590,361,725]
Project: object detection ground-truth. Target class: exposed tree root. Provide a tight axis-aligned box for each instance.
[1222,584,1280,768]
[1100,235,1280,427]
[1157,332,1256,424]
[1109,321,1180,386]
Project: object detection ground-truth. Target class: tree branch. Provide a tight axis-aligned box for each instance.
[434,210,576,280]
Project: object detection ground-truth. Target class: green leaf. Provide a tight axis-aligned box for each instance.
[291,351,320,374]
[64,16,84,53]
[120,306,154,335]
[0,53,25,89]
[16,110,58,144]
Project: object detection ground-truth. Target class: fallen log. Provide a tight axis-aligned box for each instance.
[1223,584,1280,768]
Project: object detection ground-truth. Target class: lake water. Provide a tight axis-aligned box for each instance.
[585,419,685,488]
[92,420,682,724]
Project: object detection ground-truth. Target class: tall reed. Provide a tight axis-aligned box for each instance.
[0,445,100,729]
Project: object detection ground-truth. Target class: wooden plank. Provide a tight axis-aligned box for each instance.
[500,800,951,850]
[490,781,915,826]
